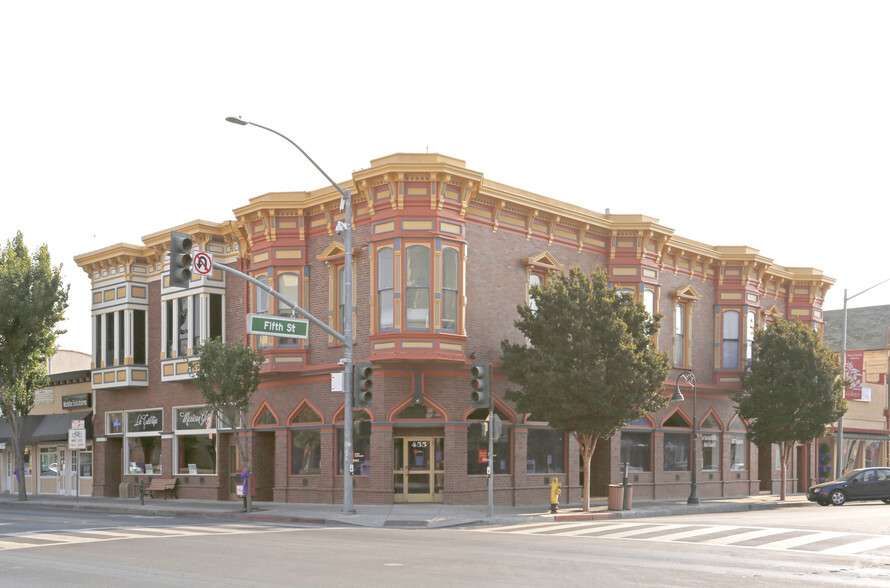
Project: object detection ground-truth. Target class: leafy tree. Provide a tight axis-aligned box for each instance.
[734,318,846,500]
[0,232,68,501]
[190,338,263,511]
[501,267,670,511]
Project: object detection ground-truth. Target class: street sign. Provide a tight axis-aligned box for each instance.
[247,314,309,339]
[68,428,86,450]
[71,419,85,430]
[192,251,213,276]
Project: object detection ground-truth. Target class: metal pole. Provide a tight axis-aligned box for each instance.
[688,379,699,505]
[342,190,355,514]
[835,277,890,477]
[487,398,494,518]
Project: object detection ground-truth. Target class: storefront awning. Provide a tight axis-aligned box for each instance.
[0,415,43,444]
[831,431,890,442]
[29,411,93,442]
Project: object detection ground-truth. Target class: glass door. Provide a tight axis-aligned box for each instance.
[393,437,444,503]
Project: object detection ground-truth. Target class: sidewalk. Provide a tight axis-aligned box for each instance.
[0,491,812,529]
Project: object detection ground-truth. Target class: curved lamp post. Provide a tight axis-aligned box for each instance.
[671,370,700,505]
[226,116,357,514]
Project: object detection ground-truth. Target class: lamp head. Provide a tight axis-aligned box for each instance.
[226,116,248,126]
[671,388,685,402]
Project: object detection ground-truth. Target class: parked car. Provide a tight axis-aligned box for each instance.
[806,467,890,506]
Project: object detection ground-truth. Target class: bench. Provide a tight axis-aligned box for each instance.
[146,477,178,500]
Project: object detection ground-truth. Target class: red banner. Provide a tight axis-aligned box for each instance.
[845,350,864,400]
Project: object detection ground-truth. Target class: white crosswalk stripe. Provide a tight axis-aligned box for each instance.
[0,523,301,551]
[468,520,890,557]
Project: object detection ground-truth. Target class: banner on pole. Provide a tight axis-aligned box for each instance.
[844,350,864,400]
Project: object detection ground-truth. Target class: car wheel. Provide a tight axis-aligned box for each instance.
[829,490,846,506]
[881,498,890,505]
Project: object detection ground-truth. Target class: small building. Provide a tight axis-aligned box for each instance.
[0,350,93,496]
[821,305,890,480]
[74,153,833,505]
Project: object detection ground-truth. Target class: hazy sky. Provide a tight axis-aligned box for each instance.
[2,1,888,353]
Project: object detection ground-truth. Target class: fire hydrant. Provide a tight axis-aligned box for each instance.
[549,477,562,513]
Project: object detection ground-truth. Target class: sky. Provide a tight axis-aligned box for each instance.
[2,1,888,354]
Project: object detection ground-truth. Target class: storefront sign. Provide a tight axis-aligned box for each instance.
[127,409,163,433]
[62,393,92,410]
[176,407,215,431]
[845,350,864,400]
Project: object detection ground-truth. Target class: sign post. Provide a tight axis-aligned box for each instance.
[69,425,86,501]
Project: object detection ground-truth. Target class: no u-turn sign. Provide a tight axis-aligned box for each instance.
[192,251,213,275]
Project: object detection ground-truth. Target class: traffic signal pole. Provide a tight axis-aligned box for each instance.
[224,116,356,514]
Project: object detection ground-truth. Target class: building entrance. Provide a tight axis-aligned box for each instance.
[393,437,444,503]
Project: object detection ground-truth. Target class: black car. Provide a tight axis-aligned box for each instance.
[806,467,890,506]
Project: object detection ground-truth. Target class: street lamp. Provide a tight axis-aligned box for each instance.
[836,277,890,477]
[671,370,700,505]
[226,116,357,514]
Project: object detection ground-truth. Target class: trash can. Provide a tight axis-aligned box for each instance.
[608,483,633,510]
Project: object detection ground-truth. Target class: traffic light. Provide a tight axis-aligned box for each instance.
[169,231,193,288]
[470,361,491,409]
[354,362,373,408]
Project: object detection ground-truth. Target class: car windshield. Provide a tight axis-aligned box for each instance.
[838,470,864,482]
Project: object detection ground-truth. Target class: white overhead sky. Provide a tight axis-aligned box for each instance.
[2,1,888,353]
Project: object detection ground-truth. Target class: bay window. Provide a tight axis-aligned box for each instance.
[405,245,430,329]
[441,248,459,332]
[377,247,394,331]
[722,310,740,369]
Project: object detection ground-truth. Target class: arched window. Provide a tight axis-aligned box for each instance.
[289,405,322,475]
[729,417,747,471]
[377,247,394,331]
[700,414,721,471]
[336,409,371,476]
[620,417,653,472]
[663,411,691,471]
[673,303,686,367]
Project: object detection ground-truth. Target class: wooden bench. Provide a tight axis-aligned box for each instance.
[146,477,178,500]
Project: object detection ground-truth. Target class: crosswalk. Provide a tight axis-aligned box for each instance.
[468,520,890,557]
[0,522,301,551]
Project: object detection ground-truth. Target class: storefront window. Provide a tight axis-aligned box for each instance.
[620,431,652,472]
[467,408,511,475]
[526,428,564,474]
[40,447,58,477]
[664,433,691,471]
[79,449,93,477]
[125,409,163,475]
[174,405,217,475]
[730,435,746,470]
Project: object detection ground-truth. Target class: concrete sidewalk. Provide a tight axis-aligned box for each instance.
[0,491,813,529]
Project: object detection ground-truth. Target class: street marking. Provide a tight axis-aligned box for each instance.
[466,521,890,558]
[821,535,890,555]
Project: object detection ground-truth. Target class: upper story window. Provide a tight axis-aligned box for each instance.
[670,286,700,369]
[722,309,740,369]
[528,273,543,313]
[405,244,430,330]
[253,273,272,350]
[746,310,756,365]
[378,247,394,331]
[162,293,223,359]
[93,309,146,368]
[643,289,656,318]
[374,240,464,334]
[277,272,300,346]
[441,247,459,332]
[674,303,686,367]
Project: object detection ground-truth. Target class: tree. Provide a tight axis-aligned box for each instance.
[0,232,69,501]
[734,318,846,500]
[501,267,670,511]
[189,338,264,511]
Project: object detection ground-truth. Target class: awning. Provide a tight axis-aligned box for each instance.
[30,411,93,442]
[831,431,890,442]
[0,415,43,444]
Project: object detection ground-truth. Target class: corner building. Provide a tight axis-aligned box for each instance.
[75,153,833,505]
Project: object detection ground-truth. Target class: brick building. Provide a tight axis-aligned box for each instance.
[74,153,834,505]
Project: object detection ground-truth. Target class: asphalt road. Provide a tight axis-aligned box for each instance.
[2,504,890,587]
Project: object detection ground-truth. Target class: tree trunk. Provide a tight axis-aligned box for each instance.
[574,432,597,512]
[8,413,28,501]
[236,424,252,513]
[779,441,793,501]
